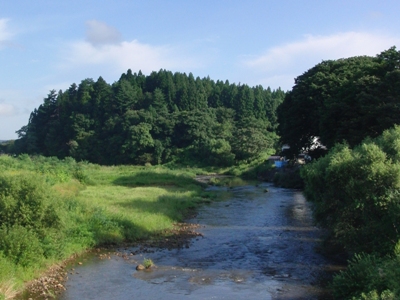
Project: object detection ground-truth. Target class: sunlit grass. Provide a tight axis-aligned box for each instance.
[0,156,226,297]
[75,166,205,241]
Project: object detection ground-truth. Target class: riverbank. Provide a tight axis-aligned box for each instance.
[57,183,340,300]
[0,156,225,299]
[20,222,205,299]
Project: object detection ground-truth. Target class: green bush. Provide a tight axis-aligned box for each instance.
[0,173,60,230]
[332,253,400,299]
[0,226,44,267]
[301,128,400,255]
[301,126,400,298]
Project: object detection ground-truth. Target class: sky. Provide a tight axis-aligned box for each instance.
[1,0,400,140]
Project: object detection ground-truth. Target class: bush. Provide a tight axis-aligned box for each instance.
[0,173,60,230]
[301,126,400,299]
[0,226,44,267]
[301,131,400,255]
[332,253,400,299]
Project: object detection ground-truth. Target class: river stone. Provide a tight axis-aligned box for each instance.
[136,264,145,271]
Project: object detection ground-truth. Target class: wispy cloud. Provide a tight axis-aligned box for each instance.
[59,20,204,77]
[242,31,400,90]
[0,18,13,48]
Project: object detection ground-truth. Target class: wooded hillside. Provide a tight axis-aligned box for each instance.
[14,70,285,166]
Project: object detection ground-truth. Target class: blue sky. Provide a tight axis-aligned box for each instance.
[1,0,400,140]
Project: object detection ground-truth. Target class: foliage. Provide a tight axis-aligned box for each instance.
[278,46,400,156]
[13,70,285,166]
[301,126,400,255]
[301,126,400,299]
[331,253,400,299]
[0,173,62,230]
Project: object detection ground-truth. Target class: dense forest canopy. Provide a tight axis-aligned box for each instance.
[277,46,400,157]
[14,70,285,166]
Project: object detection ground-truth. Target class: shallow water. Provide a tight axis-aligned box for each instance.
[58,183,339,300]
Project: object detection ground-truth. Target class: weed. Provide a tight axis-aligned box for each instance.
[143,258,154,269]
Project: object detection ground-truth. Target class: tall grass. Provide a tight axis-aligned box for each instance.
[0,155,218,298]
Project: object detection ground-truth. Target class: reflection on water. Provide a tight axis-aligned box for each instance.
[58,183,339,300]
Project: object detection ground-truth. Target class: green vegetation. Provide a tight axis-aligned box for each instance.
[143,258,154,269]
[275,46,400,299]
[301,126,400,299]
[0,154,221,298]
[11,70,284,166]
[3,46,400,299]
[278,46,400,158]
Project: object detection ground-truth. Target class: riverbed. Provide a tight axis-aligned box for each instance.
[58,182,339,300]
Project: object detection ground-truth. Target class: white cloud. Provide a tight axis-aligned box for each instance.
[85,20,121,46]
[242,31,400,90]
[57,20,206,78]
[0,18,13,47]
[245,32,400,71]
[60,39,203,77]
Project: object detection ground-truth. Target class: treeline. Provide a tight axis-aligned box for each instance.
[14,70,285,166]
[278,46,400,158]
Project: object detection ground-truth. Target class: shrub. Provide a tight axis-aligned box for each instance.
[0,226,44,267]
[0,173,60,230]
[332,253,400,299]
[301,133,400,255]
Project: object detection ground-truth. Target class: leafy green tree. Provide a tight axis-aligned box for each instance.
[231,117,276,161]
[278,47,400,156]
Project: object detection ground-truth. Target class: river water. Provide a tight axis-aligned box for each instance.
[58,182,339,300]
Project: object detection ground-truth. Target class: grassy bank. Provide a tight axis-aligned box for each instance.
[0,155,220,299]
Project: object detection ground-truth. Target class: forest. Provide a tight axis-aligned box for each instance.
[12,70,285,166]
[1,47,400,299]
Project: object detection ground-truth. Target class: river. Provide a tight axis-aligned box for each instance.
[58,182,339,300]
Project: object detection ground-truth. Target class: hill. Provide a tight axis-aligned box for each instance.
[13,69,285,166]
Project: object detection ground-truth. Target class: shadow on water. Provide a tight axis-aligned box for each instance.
[56,182,343,300]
